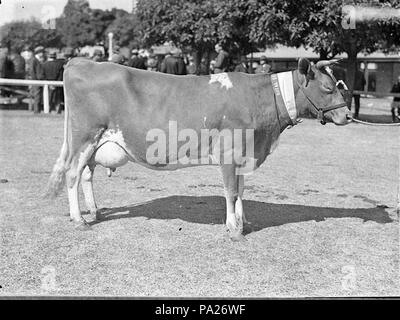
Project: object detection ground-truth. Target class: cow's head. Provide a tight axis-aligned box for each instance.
[295,58,352,125]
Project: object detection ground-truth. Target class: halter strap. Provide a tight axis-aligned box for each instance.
[294,70,347,125]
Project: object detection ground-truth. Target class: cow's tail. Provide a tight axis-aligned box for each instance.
[45,94,70,199]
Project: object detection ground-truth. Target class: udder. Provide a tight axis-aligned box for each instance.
[94,142,129,168]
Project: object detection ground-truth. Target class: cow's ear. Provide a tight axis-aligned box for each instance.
[298,58,310,75]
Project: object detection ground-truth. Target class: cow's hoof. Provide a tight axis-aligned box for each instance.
[229,232,247,242]
[73,219,91,231]
[94,211,104,221]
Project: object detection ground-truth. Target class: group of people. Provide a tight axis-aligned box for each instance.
[108,43,273,76]
[0,42,273,114]
[0,45,74,113]
[210,44,271,74]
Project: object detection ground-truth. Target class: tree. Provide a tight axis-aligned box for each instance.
[0,19,63,51]
[273,0,400,103]
[136,0,283,72]
[137,0,219,71]
[105,12,143,48]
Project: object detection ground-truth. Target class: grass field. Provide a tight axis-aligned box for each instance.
[0,97,399,297]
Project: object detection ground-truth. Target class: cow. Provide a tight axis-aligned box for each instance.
[46,57,351,241]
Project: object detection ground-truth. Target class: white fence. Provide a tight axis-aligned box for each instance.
[0,78,63,114]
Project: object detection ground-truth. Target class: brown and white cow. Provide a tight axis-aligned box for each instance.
[47,57,351,241]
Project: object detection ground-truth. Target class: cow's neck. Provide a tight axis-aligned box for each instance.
[271,70,299,132]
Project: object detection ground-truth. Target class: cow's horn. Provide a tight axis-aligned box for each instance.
[316,59,341,69]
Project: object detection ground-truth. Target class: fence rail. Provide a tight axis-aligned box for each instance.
[0,78,63,114]
[353,90,400,98]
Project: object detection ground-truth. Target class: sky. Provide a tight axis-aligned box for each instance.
[0,0,134,26]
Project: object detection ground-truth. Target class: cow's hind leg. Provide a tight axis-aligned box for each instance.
[81,164,101,220]
[66,143,97,229]
[221,164,246,241]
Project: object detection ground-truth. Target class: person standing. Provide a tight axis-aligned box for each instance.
[161,48,186,75]
[146,53,158,72]
[111,46,125,65]
[175,49,187,75]
[234,56,249,73]
[390,75,400,122]
[255,55,271,74]
[92,49,104,62]
[42,52,65,113]
[9,48,25,80]
[186,56,196,75]
[129,49,146,69]
[352,67,366,119]
[198,57,208,75]
[213,43,229,74]
[29,46,45,113]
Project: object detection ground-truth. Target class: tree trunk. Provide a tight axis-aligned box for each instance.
[204,49,211,74]
[193,48,203,75]
[345,50,358,111]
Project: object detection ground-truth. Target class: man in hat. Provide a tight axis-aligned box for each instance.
[213,43,229,74]
[187,56,196,75]
[161,48,186,75]
[128,49,146,70]
[390,75,400,122]
[92,49,104,62]
[255,55,271,74]
[111,45,125,65]
[43,52,65,113]
[63,47,74,62]
[234,55,249,73]
[9,48,25,80]
[29,46,45,113]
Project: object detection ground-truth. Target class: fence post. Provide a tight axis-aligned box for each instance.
[43,84,50,113]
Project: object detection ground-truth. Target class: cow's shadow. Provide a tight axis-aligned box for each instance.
[90,195,394,235]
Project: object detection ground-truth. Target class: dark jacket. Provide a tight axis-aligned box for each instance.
[0,54,14,79]
[9,53,26,79]
[255,63,271,74]
[29,57,44,80]
[391,82,400,102]
[214,50,229,73]
[234,63,249,73]
[187,63,196,75]
[129,56,146,70]
[353,69,366,91]
[43,59,65,81]
[161,56,187,75]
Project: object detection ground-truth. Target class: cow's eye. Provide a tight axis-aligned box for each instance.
[321,85,334,93]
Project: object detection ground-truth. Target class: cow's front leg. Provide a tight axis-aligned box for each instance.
[221,164,246,241]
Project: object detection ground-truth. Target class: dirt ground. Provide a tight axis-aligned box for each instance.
[0,97,399,297]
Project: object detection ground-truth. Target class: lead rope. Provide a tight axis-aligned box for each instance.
[350,118,400,126]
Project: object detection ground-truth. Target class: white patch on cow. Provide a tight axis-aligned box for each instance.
[276,71,297,122]
[209,73,233,90]
[95,129,130,168]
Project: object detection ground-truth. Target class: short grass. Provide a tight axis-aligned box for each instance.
[0,97,398,297]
